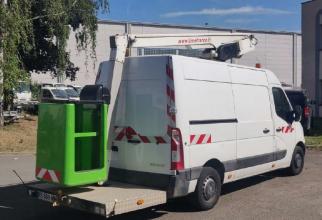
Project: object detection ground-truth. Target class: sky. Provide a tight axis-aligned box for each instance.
[98,0,305,32]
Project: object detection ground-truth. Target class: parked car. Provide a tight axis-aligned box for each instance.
[284,87,312,133]
[67,85,82,95]
[41,83,66,88]
[40,87,69,102]
[61,87,80,101]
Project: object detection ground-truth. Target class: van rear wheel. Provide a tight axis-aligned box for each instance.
[287,146,305,176]
[191,167,221,210]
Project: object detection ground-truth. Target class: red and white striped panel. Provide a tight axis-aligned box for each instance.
[114,126,168,144]
[190,134,212,145]
[36,167,61,183]
[166,61,176,135]
[282,126,295,134]
[114,126,126,141]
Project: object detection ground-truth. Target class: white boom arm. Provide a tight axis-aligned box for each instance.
[104,33,257,169]
[110,33,257,63]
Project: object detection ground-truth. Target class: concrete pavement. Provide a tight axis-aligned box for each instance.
[1,151,322,220]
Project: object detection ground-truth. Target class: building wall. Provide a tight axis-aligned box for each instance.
[235,33,300,86]
[302,0,322,116]
[31,20,302,90]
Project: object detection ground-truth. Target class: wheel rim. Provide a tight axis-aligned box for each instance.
[202,176,216,201]
[294,153,303,169]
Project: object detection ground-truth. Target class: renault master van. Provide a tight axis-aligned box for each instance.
[96,55,305,210]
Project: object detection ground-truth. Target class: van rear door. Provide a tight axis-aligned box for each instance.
[110,56,172,175]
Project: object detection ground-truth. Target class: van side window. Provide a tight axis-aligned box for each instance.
[272,87,292,121]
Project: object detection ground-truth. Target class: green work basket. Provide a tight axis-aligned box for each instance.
[36,102,108,186]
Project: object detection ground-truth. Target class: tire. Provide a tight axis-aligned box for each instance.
[287,146,305,176]
[191,167,221,211]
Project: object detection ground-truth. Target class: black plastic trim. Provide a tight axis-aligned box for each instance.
[108,150,287,198]
[223,150,287,172]
[189,118,238,125]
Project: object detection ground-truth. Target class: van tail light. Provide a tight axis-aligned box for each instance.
[304,106,310,118]
[170,128,184,170]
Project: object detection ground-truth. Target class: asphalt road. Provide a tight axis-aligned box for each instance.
[1,150,322,220]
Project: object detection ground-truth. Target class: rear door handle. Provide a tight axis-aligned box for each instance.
[263,128,270,134]
[276,128,282,132]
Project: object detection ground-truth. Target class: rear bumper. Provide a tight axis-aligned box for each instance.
[109,167,202,198]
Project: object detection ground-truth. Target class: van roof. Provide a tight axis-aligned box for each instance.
[124,55,281,86]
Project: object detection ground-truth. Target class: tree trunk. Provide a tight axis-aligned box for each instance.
[0,0,7,127]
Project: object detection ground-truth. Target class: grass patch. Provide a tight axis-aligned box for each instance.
[305,117,322,150]
[0,116,37,153]
[305,136,322,148]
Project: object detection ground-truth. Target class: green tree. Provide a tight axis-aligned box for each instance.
[0,0,109,109]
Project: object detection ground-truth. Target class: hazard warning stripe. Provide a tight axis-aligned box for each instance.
[36,167,60,183]
[190,134,212,145]
[155,136,167,144]
[166,65,174,80]
[167,85,175,102]
[114,126,168,144]
[115,127,126,141]
[166,62,176,139]
[281,126,295,134]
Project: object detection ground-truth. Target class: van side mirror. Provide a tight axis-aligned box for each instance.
[294,105,302,122]
[286,105,302,124]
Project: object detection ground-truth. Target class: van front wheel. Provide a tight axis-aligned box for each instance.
[287,146,305,176]
[191,167,221,210]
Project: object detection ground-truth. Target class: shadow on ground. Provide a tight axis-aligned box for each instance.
[0,171,285,220]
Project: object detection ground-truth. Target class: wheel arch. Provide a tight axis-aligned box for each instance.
[203,159,225,183]
[296,141,306,155]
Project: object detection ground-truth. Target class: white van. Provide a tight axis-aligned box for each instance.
[96,55,305,210]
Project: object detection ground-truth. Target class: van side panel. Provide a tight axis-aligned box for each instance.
[230,66,268,86]
[172,56,237,170]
